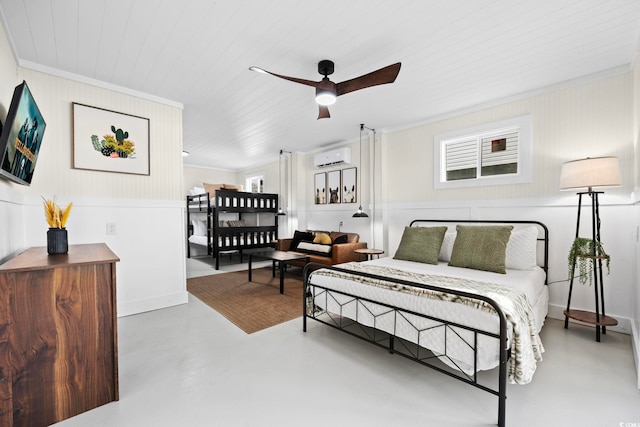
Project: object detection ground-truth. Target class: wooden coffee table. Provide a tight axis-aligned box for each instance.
[248,250,310,294]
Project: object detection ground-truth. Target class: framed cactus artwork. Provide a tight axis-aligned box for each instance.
[72,103,150,175]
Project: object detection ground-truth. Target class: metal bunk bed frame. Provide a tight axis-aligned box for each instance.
[186,189,279,268]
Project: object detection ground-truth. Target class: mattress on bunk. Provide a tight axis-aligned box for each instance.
[307,257,547,385]
[188,234,271,247]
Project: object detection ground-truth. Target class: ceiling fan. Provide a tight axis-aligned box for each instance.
[249,60,401,119]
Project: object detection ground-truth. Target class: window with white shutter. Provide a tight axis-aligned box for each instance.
[434,116,532,189]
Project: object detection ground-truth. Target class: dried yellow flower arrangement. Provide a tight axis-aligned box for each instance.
[42,197,73,229]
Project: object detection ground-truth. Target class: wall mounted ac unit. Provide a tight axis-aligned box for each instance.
[313,147,351,168]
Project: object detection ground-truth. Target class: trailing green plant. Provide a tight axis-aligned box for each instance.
[567,237,610,286]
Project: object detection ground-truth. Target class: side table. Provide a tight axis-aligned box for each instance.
[355,248,384,261]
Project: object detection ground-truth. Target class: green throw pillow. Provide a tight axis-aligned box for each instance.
[393,226,447,264]
[449,225,514,274]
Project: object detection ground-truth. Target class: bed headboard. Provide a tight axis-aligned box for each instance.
[409,219,549,282]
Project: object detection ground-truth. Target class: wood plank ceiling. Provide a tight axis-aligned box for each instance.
[0,0,639,170]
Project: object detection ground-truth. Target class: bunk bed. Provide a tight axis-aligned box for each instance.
[303,219,549,427]
[186,189,278,269]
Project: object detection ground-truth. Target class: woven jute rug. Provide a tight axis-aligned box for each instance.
[187,267,304,334]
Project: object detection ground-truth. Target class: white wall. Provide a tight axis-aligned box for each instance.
[0,21,187,316]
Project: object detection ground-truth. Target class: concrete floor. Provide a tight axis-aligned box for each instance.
[55,256,640,427]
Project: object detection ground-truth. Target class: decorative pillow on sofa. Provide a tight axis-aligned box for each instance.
[449,225,513,274]
[332,234,349,244]
[393,226,447,264]
[296,241,332,257]
[313,233,332,245]
[291,230,314,249]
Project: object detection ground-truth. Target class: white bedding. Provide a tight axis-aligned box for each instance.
[308,257,547,384]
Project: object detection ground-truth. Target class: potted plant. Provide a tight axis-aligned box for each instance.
[567,237,610,286]
[43,197,72,255]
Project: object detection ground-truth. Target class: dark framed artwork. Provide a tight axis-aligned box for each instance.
[327,170,341,204]
[342,167,356,203]
[72,103,150,175]
[314,172,326,204]
[0,81,46,186]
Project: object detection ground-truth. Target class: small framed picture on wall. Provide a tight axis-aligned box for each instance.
[342,167,356,203]
[314,173,326,204]
[327,170,341,204]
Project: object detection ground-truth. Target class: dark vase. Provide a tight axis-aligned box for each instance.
[47,228,68,255]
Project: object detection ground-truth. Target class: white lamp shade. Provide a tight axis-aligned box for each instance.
[559,156,621,190]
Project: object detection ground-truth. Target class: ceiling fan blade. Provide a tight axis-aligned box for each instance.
[317,105,330,120]
[335,62,401,96]
[249,66,321,88]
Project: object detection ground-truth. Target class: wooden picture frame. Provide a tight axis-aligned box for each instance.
[342,167,357,203]
[72,103,150,175]
[314,172,326,204]
[327,170,341,204]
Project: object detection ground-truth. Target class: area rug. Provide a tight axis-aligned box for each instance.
[187,267,304,334]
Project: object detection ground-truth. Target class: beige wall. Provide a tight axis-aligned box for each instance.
[184,158,281,197]
[0,20,188,316]
[184,164,238,194]
[14,69,184,201]
[382,71,633,204]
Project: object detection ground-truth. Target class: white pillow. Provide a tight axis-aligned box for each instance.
[189,186,206,195]
[192,219,207,236]
[438,231,456,262]
[505,226,538,270]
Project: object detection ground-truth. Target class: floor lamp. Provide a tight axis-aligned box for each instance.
[560,156,621,342]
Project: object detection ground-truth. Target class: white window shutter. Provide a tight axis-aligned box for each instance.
[445,138,477,172]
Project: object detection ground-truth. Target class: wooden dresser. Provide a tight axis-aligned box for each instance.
[0,243,120,427]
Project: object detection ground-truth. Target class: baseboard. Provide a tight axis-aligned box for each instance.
[117,291,189,317]
[547,302,631,335]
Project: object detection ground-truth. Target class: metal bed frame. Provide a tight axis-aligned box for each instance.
[302,219,549,427]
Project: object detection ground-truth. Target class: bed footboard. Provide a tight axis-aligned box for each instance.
[302,262,510,427]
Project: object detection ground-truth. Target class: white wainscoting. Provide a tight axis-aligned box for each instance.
[20,196,188,317]
[303,198,635,336]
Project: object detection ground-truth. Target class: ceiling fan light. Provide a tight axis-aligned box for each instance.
[315,89,336,106]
